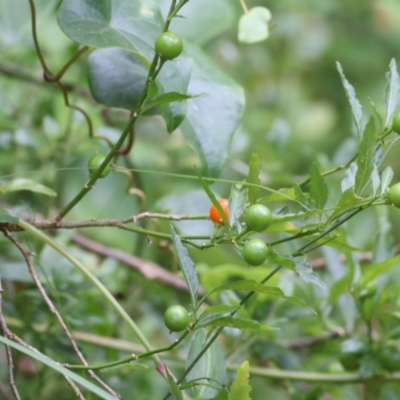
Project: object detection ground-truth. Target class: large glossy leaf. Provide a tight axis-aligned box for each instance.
[57,0,163,63]
[164,0,235,45]
[186,328,226,400]
[180,43,245,176]
[88,48,148,110]
[87,47,192,130]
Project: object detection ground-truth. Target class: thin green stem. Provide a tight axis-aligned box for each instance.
[18,220,160,368]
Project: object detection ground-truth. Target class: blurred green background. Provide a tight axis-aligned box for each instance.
[1,0,400,399]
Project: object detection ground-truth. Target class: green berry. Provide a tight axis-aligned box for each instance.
[155,32,183,60]
[244,204,273,232]
[242,239,269,266]
[88,154,111,179]
[164,305,189,332]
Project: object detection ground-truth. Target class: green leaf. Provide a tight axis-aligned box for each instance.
[198,174,229,227]
[171,226,199,307]
[384,58,400,127]
[167,0,235,45]
[197,316,276,331]
[166,368,184,400]
[228,361,252,400]
[295,260,326,288]
[293,184,310,207]
[228,184,248,228]
[0,207,19,224]
[87,48,148,110]
[341,162,357,193]
[57,0,163,62]
[87,48,192,131]
[246,153,260,205]
[355,117,376,196]
[142,92,196,112]
[310,162,328,209]
[380,166,394,196]
[181,43,245,177]
[0,336,116,400]
[206,279,313,311]
[186,328,226,400]
[238,7,272,44]
[0,178,56,197]
[336,62,363,138]
[329,188,363,222]
[361,255,400,286]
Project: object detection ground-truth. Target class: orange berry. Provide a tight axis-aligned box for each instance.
[209,198,229,225]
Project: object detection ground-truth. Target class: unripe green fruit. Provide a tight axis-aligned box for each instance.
[88,154,111,178]
[392,111,400,134]
[242,239,269,266]
[164,305,189,332]
[244,204,273,232]
[388,183,400,208]
[155,32,183,60]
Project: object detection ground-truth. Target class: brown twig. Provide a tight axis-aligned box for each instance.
[0,277,21,400]
[71,233,204,296]
[2,229,120,399]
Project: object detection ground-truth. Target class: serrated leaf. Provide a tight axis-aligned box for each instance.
[246,154,260,205]
[0,336,115,400]
[384,58,400,127]
[310,162,328,209]
[0,207,19,224]
[341,162,358,193]
[171,226,199,307]
[355,117,376,196]
[295,260,326,288]
[228,361,252,400]
[293,184,310,207]
[197,316,276,331]
[336,62,363,138]
[186,329,226,400]
[380,166,394,196]
[0,178,56,197]
[238,6,272,44]
[228,184,248,228]
[329,188,363,222]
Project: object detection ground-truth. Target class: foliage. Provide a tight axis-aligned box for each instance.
[1,0,400,400]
